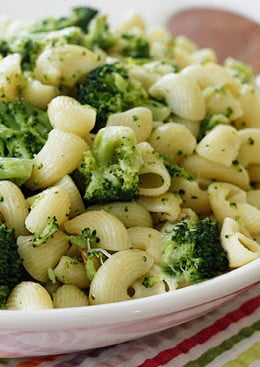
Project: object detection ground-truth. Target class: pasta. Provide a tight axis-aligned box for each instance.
[137,142,171,196]
[53,284,88,308]
[47,96,96,137]
[26,128,88,190]
[7,281,54,310]
[149,73,206,121]
[89,249,154,304]
[0,5,259,310]
[64,210,132,251]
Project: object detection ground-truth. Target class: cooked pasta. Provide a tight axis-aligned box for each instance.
[47,96,96,137]
[87,201,153,228]
[34,44,103,87]
[220,217,260,268]
[137,142,171,196]
[89,249,154,305]
[17,231,69,282]
[0,180,28,236]
[149,122,196,163]
[64,210,132,251]
[26,129,88,190]
[53,284,88,308]
[7,281,54,310]
[0,54,23,101]
[149,73,206,121]
[53,256,89,289]
[196,125,241,166]
[25,186,71,235]
[107,107,153,143]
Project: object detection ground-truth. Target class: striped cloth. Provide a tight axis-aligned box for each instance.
[1,282,259,367]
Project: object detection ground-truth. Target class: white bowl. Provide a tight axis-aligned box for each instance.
[0,0,260,358]
[0,258,259,358]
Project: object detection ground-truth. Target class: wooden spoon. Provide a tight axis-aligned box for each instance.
[167,7,260,73]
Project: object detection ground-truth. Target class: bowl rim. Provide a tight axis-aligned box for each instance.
[1,258,259,330]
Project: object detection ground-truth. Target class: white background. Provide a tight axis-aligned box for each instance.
[0,0,260,26]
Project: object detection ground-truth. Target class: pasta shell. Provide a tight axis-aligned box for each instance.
[89,249,154,304]
[17,231,69,282]
[53,285,88,308]
[0,180,28,236]
[7,281,53,310]
[26,129,88,190]
[48,96,96,137]
[149,73,206,121]
[64,210,131,251]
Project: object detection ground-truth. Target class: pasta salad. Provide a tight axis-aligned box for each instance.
[0,6,259,310]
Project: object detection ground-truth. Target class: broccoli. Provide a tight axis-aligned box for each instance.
[0,157,32,186]
[0,223,24,308]
[197,113,230,141]
[118,33,150,59]
[225,58,255,84]
[0,98,52,159]
[28,6,98,33]
[67,227,105,281]
[164,160,195,181]
[161,217,229,288]
[84,14,116,51]
[77,62,170,131]
[73,125,142,204]
[32,216,59,247]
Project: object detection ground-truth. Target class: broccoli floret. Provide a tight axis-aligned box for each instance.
[0,98,52,159]
[28,6,98,33]
[225,58,255,84]
[77,62,169,131]
[32,216,59,247]
[197,113,230,141]
[67,227,104,281]
[0,157,32,186]
[161,217,229,287]
[73,125,142,204]
[0,224,24,308]
[164,160,195,181]
[84,14,116,51]
[119,33,150,59]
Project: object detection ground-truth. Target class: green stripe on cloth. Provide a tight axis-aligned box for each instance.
[223,342,260,367]
[183,320,260,367]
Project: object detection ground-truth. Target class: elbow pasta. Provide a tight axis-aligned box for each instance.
[1,6,260,310]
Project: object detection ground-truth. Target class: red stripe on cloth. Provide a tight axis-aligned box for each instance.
[15,355,58,367]
[137,294,260,367]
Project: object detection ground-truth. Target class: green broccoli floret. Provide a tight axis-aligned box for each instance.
[164,160,195,181]
[77,62,170,131]
[28,6,98,33]
[197,113,230,141]
[118,33,150,59]
[0,98,52,159]
[225,59,255,84]
[67,227,104,281]
[32,216,59,247]
[0,157,32,186]
[0,224,24,308]
[161,217,229,288]
[73,125,142,204]
[84,14,116,51]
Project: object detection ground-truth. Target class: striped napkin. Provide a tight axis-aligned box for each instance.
[1,282,259,367]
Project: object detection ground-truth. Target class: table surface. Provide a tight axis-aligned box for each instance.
[2,282,259,367]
